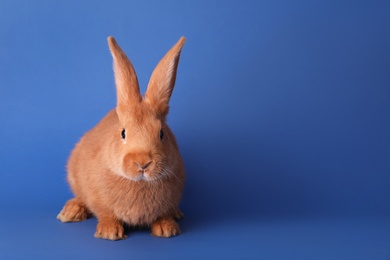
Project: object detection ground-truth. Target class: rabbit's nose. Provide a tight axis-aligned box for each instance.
[136,161,152,170]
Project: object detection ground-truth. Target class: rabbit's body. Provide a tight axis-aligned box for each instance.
[57,36,186,240]
[67,109,184,226]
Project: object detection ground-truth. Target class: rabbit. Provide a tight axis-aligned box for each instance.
[57,36,186,240]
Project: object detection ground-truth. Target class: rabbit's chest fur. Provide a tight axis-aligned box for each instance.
[103,175,178,225]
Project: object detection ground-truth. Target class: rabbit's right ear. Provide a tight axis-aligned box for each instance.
[108,37,142,120]
[145,37,186,118]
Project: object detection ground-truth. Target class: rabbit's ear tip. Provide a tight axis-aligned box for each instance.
[107,36,116,45]
[179,36,186,43]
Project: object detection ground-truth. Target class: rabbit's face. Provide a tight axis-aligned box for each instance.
[118,103,169,182]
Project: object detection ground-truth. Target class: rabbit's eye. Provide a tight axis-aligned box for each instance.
[159,129,164,140]
[121,129,126,139]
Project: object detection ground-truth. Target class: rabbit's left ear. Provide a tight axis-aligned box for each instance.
[145,37,186,117]
[108,36,142,120]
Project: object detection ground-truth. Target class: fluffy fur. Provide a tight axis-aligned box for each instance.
[57,36,186,240]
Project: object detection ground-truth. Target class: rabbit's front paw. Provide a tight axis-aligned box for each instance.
[151,217,180,238]
[94,220,127,240]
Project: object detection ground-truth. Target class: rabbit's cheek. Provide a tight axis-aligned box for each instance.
[119,161,138,180]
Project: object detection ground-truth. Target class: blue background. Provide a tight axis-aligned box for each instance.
[1,0,390,259]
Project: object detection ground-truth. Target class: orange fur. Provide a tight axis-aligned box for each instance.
[57,36,186,240]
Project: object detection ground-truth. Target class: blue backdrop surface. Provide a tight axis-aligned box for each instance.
[1,0,390,259]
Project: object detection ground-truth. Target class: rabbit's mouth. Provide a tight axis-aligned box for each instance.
[120,159,172,182]
[120,168,163,182]
[131,171,159,182]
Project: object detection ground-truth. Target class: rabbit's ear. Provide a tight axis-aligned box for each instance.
[145,37,186,117]
[108,37,142,117]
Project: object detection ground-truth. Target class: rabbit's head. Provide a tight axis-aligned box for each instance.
[107,36,185,182]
